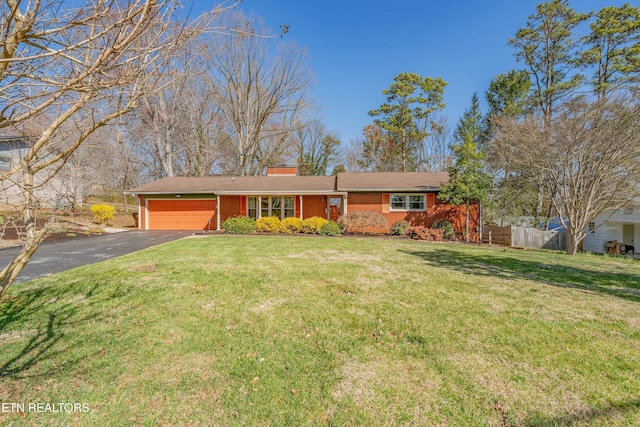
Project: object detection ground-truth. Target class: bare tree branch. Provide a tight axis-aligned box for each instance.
[495,95,640,254]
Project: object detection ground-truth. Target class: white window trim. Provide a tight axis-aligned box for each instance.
[248,195,296,220]
[389,193,426,212]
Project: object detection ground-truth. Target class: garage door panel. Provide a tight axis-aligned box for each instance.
[147,199,216,230]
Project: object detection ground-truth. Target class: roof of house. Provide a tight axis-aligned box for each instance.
[125,175,339,195]
[125,172,450,195]
[336,172,449,192]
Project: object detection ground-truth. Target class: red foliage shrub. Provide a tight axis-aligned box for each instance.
[406,226,444,241]
[339,211,388,234]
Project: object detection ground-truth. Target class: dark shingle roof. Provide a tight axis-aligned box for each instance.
[125,172,449,195]
[125,175,338,194]
[336,172,449,191]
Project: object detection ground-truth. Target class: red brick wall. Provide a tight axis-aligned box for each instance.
[220,196,241,223]
[302,195,326,219]
[348,193,382,212]
[346,192,480,240]
[429,197,480,242]
[266,167,297,176]
[346,193,386,233]
[139,195,145,229]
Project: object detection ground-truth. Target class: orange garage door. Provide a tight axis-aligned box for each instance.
[147,199,216,230]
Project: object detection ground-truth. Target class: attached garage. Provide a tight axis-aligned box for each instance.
[146,199,216,231]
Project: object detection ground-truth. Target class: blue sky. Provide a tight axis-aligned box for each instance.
[226,0,629,144]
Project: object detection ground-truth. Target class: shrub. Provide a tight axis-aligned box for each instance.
[390,220,410,236]
[301,216,328,234]
[319,221,342,236]
[339,211,388,234]
[222,216,256,234]
[432,220,455,240]
[256,216,283,233]
[281,217,303,234]
[406,226,444,241]
[91,204,115,225]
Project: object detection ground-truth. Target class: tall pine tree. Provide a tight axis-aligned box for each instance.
[439,94,491,243]
[368,72,446,171]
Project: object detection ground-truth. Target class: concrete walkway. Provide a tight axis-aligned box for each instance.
[0,230,192,284]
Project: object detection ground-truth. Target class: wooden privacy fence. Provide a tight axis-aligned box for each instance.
[483,225,566,251]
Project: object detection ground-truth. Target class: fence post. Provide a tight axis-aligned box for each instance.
[489,230,492,245]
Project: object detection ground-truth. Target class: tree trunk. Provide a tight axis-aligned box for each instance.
[478,202,483,244]
[21,162,37,240]
[0,164,54,298]
[0,227,50,298]
[465,201,470,243]
[536,184,544,218]
[1,162,51,298]
[566,231,579,256]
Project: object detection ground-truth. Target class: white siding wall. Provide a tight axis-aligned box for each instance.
[583,220,622,253]
[582,202,640,254]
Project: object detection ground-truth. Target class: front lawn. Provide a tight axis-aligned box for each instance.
[1,236,639,426]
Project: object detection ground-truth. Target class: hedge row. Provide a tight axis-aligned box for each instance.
[220,215,455,241]
[222,216,342,236]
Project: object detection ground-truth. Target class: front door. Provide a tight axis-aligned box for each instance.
[329,197,342,221]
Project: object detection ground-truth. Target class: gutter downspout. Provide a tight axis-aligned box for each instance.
[216,195,221,230]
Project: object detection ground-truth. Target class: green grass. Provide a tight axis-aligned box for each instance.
[1,235,640,426]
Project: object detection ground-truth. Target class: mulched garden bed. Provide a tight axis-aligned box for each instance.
[0,217,104,246]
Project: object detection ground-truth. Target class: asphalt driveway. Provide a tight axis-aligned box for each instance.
[0,230,192,284]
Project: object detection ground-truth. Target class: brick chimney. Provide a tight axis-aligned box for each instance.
[266,166,298,176]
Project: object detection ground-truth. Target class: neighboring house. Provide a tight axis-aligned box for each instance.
[0,136,83,208]
[582,199,640,257]
[0,136,31,206]
[125,167,480,240]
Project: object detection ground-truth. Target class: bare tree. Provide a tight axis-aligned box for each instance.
[137,78,187,178]
[496,96,640,255]
[204,11,311,176]
[177,78,227,177]
[0,0,239,298]
[419,114,452,172]
[358,124,396,172]
[343,139,366,173]
[294,118,341,176]
[252,121,296,176]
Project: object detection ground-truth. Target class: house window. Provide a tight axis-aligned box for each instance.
[390,194,426,211]
[248,197,258,219]
[588,222,595,234]
[261,197,269,218]
[251,196,296,220]
[284,196,295,218]
[271,196,282,217]
[0,156,10,171]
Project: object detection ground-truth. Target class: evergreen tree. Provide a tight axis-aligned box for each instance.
[577,3,640,99]
[368,72,446,171]
[509,0,589,124]
[439,94,492,243]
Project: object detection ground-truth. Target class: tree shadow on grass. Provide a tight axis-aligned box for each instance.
[522,399,640,426]
[0,280,125,379]
[400,248,640,302]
